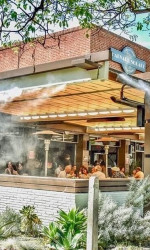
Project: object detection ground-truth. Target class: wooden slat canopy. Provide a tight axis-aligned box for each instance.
[0,77,145,138]
[0,79,144,115]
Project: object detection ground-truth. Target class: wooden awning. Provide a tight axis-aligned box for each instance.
[0,69,145,139]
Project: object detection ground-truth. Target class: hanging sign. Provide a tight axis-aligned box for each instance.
[110,47,146,75]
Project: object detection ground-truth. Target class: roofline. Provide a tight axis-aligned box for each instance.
[0,50,111,80]
[92,27,150,52]
[0,26,85,52]
[1,26,150,53]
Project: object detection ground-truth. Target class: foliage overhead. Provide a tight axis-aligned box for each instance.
[0,0,150,46]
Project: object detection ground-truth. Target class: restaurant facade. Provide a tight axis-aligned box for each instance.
[0,26,149,221]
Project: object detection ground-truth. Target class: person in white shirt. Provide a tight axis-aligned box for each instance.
[58,165,72,178]
[55,165,63,177]
[92,165,106,179]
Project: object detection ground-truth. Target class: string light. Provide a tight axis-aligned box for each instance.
[39,115,48,118]
[49,114,58,118]
[23,116,31,120]
[32,116,40,119]
[94,126,144,131]
[110,110,122,114]
[78,112,88,116]
[58,114,67,117]
[99,111,110,114]
[20,108,136,120]
[123,109,135,113]
[88,111,99,115]
[68,113,77,117]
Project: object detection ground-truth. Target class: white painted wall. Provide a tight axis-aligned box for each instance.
[0,185,130,225]
[0,186,76,225]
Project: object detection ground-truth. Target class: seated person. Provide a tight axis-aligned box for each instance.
[100,161,106,175]
[16,162,27,175]
[111,166,126,178]
[93,160,100,167]
[55,165,63,177]
[58,165,72,178]
[26,158,42,176]
[132,169,137,177]
[91,166,96,174]
[119,166,126,178]
[69,165,77,178]
[92,165,106,179]
[79,166,89,179]
[5,161,18,175]
[134,167,144,179]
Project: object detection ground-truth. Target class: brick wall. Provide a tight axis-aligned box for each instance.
[0,26,149,74]
[0,186,76,225]
[0,27,91,73]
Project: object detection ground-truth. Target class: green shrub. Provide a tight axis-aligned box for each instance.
[43,208,87,250]
[20,205,42,236]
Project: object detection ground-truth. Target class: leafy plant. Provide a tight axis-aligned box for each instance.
[20,205,41,236]
[0,236,47,250]
[0,207,21,237]
[0,221,17,240]
[98,177,150,249]
[43,208,87,250]
[126,176,150,208]
[0,207,21,239]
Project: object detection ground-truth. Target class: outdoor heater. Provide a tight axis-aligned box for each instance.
[33,130,59,176]
[95,137,119,177]
[111,73,150,126]
[117,73,150,92]
[111,73,146,108]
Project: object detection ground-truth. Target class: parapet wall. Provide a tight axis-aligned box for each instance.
[0,26,150,75]
[0,175,130,225]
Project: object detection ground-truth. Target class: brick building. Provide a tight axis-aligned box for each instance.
[0,27,149,220]
[0,26,150,74]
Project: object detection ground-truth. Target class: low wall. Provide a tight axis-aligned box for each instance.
[0,186,76,225]
[0,175,131,225]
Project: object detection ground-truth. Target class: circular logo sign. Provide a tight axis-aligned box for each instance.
[122,47,136,75]
[111,47,146,75]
